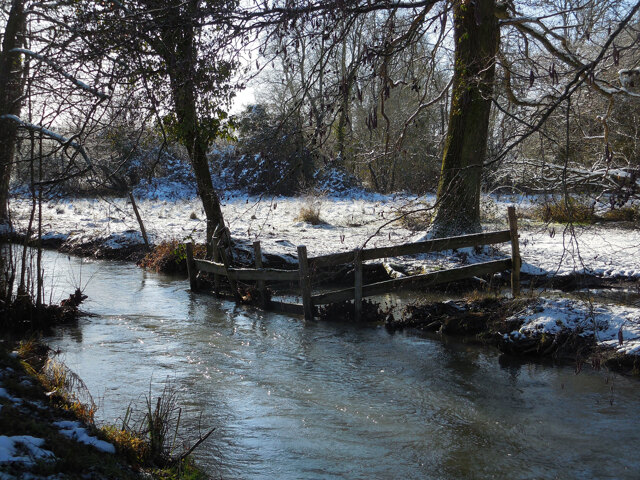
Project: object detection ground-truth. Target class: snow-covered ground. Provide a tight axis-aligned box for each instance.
[8,192,640,278]
[504,297,640,356]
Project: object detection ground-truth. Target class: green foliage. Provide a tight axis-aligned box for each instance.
[226,104,316,194]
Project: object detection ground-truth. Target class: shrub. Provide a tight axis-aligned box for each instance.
[222,104,316,194]
[394,202,433,231]
[601,205,640,223]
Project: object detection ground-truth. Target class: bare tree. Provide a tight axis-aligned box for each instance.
[238,0,640,235]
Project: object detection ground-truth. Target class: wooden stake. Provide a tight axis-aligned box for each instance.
[253,241,266,307]
[185,241,198,291]
[297,245,313,320]
[507,206,521,297]
[354,248,363,322]
[129,192,150,250]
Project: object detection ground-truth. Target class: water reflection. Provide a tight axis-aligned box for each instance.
[37,250,640,480]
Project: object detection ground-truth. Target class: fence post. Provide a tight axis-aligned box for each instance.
[185,241,198,292]
[297,245,313,320]
[507,206,521,297]
[354,248,363,322]
[129,192,150,250]
[253,240,267,307]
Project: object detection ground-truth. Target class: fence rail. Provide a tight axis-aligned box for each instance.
[310,259,513,305]
[185,206,521,320]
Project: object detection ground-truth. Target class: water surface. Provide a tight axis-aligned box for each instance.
[39,251,640,479]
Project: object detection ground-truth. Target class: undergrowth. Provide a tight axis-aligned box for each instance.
[532,196,596,224]
[393,202,433,232]
[528,196,640,225]
[139,240,206,275]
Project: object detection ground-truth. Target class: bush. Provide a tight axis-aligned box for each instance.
[601,205,640,223]
[220,104,316,194]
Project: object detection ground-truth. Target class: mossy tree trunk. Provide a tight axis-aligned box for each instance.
[170,68,226,259]
[430,0,500,238]
[0,0,26,222]
[151,0,227,258]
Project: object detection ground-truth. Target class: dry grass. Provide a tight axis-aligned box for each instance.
[138,240,206,275]
[296,203,325,225]
[601,205,640,223]
[529,196,640,225]
[394,202,433,232]
[532,197,597,224]
[41,357,97,423]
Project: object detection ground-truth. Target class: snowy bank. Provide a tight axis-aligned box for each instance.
[8,194,640,280]
[504,297,640,356]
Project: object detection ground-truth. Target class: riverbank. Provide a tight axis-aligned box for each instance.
[8,193,640,279]
[0,340,208,479]
[386,295,640,376]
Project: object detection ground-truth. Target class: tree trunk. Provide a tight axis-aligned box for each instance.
[0,0,26,222]
[155,2,226,258]
[173,84,226,259]
[430,0,500,237]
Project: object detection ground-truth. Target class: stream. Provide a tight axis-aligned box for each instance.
[37,250,640,479]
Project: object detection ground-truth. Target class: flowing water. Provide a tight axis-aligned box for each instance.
[37,250,640,479]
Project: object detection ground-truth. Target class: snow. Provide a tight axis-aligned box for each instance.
[7,188,640,356]
[504,297,640,355]
[0,436,55,465]
[517,225,640,278]
[9,193,640,280]
[0,388,22,405]
[53,421,116,454]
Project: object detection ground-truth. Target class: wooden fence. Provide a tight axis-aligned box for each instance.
[185,206,521,320]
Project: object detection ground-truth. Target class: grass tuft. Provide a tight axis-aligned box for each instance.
[601,205,640,223]
[296,203,325,225]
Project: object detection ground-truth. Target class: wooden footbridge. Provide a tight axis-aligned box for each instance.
[184,207,521,320]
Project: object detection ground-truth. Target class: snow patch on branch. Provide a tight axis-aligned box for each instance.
[9,47,109,100]
[0,114,94,169]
